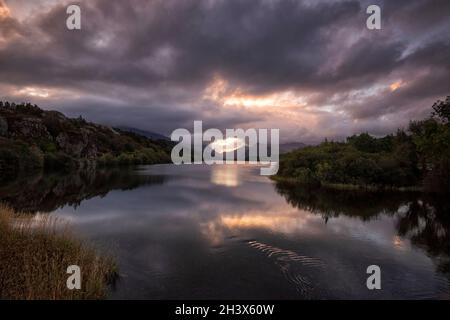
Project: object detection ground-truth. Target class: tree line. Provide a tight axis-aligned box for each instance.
[276,96,450,193]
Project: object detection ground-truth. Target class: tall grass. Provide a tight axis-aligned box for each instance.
[0,204,117,300]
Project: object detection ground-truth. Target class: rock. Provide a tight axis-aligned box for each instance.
[53,128,99,159]
[56,133,81,157]
[9,117,52,140]
[44,110,67,121]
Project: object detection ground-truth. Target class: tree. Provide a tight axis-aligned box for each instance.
[347,133,377,153]
[432,96,450,124]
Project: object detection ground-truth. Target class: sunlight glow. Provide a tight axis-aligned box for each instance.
[200,208,321,246]
[203,75,308,109]
[218,209,317,235]
[210,137,245,154]
[223,90,307,108]
[0,1,10,19]
[18,87,50,98]
[390,81,403,92]
[210,166,240,187]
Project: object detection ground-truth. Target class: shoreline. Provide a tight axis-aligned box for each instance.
[270,175,424,193]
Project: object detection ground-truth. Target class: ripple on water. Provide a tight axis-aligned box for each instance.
[247,240,325,296]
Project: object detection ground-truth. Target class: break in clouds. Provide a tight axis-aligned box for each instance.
[1,0,449,143]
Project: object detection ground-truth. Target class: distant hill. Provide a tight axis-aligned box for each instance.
[116,126,170,141]
[280,142,307,153]
[0,101,171,179]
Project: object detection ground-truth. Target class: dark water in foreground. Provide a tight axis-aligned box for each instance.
[1,164,450,299]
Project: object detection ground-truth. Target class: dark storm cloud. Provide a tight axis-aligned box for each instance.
[1,0,449,141]
[2,0,361,88]
[57,97,262,136]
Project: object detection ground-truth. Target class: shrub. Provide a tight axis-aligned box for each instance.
[44,152,77,171]
[0,138,43,176]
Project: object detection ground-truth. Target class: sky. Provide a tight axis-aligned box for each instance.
[1,0,449,143]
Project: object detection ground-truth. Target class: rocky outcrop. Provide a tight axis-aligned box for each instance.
[8,117,52,140]
[0,101,172,177]
[56,132,86,157]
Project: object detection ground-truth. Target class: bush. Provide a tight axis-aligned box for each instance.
[44,152,77,171]
[277,135,420,188]
[98,153,117,166]
[40,141,57,153]
[0,138,43,177]
[293,167,320,186]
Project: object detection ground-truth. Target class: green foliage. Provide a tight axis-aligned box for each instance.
[44,152,77,171]
[278,97,450,193]
[0,138,43,178]
[1,102,43,116]
[347,132,393,153]
[1,101,172,177]
[39,141,57,153]
[431,96,450,123]
[409,118,450,164]
[407,98,450,192]
[98,148,171,168]
[278,137,417,188]
[98,153,117,166]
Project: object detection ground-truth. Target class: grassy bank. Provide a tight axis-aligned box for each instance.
[0,204,117,300]
[270,175,423,192]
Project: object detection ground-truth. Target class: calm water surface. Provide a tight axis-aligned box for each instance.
[2,164,450,299]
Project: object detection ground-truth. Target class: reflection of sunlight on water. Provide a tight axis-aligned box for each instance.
[220,213,308,232]
[211,165,240,187]
[201,207,321,245]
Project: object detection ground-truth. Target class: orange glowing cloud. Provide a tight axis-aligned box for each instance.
[224,90,307,109]
[4,85,81,101]
[219,208,318,234]
[203,75,308,109]
[201,75,325,142]
[0,0,10,19]
[389,80,403,92]
[17,87,50,98]
[200,207,322,246]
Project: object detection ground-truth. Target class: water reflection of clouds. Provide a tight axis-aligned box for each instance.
[47,164,450,298]
[54,166,419,256]
[201,207,323,246]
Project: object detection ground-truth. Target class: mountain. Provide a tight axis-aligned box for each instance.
[0,101,171,179]
[116,126,170,141]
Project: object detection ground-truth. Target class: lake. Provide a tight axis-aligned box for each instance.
[1,164,450,299]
